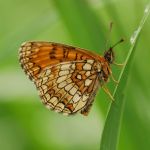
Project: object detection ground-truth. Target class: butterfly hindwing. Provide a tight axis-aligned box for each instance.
[35,60,100,115]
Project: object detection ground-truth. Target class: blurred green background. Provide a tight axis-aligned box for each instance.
[0,0,150,150]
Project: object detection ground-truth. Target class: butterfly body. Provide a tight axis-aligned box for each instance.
[19,41,114,116]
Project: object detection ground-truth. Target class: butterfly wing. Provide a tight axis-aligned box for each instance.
[19,41,101,115]
[19,41,98,81]
[35,60,100,115]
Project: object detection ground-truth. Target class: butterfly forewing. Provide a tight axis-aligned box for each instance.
[19,42,102,115]
[19,42,98,81]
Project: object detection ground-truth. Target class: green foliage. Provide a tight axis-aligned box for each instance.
[100,5,150,150]
[0,0,150,150]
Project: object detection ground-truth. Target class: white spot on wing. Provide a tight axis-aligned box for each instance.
[57,75,68,83]
[85,71,91,77]
[42,77,48,84]
[61,64,71,70]
[26,46,31,51]
[55,103,65,112]
[45,93,50,100]
[65,83,74,91]
[59,70,69,76]
[63,108,71,114]
[82,94,89,101]
[40,85,48,94]
[83,63,92,70]
[72,93,81,102]
[25,51,31,55]
[85,79,92,86]
[45,69,51,76]
[87,60,94,64]
[77,74,82,79]
[69,87,78,95]
[58,81,67,88]
[50,97,58,105]
[73,101,86,112]
[71,64,76,70]
[21,42,31,47]
[50,97,57,102]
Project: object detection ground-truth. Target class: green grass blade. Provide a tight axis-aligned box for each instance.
[100,3,150,150]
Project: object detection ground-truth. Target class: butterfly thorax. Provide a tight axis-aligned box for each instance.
[97,56,111,83]
[104,47,115,64]
[96,47,115,83]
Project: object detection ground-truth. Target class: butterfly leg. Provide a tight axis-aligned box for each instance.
[113,62,124,67]
[102,86,114,101]
[111,73,119,84]
[111,61,125,84]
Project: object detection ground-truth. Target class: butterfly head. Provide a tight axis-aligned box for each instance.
[104,38,124,65]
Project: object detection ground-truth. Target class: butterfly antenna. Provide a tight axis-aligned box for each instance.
[111,38,124,49]
[105,22,113,50]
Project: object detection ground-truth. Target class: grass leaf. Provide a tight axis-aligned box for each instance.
[100,3,150,150]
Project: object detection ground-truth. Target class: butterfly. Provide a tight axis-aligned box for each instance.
[19,40,123,116]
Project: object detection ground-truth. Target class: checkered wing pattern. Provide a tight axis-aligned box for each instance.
[19,42,101,115]
[19,42,97,81]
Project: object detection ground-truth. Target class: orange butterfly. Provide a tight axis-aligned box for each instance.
[19,40,123,116]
